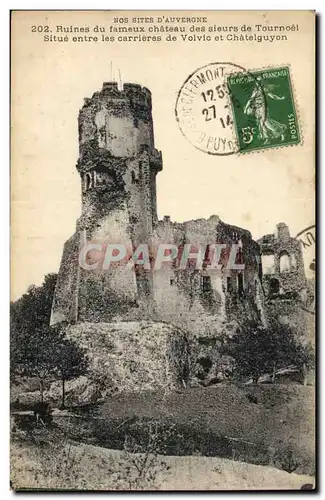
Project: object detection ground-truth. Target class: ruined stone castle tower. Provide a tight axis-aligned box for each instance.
[77,81,162,234]
[51,82,162,325]
[49,81,310,391]
[51,81,269,335]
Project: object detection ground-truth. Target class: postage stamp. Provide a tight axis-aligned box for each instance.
[227,66,300,153]
[175,63,300,156]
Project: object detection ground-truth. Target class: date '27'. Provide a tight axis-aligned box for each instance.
[201,85,233,128]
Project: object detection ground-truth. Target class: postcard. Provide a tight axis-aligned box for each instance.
[10,10,315,491]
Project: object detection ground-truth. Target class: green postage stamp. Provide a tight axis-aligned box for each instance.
[227,66,300,153]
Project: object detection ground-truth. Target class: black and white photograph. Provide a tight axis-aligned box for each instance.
[10,10,316,491]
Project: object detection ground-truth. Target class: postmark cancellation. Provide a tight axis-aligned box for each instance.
[175,63,300,155]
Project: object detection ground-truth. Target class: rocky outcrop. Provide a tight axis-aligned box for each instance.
[65,321,189,399]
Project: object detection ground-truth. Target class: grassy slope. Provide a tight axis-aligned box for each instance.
[10,383,315,489]
[97,384,315,472]
[11,441,314,491]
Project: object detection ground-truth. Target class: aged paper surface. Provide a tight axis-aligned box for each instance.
[10,10,315,491]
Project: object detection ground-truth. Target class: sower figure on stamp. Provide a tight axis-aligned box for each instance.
[244,82,287,145]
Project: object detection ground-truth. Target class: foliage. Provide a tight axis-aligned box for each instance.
[10,274,88,405]
[33,402,53,426]
[11,273,58,375]
[14,325,62,401]
[11,418,174,490]
[108,420,174,490]
[220,320,315,384]
[55,337,89,408]
[13,323,88,405]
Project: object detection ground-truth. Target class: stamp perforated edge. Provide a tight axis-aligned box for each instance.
[226,63,304,156]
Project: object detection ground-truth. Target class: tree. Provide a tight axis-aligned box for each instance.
[12,321,88,406]
[11,273,58,377]
[53,336,88,409]
[17,325,62,402]
[220,320,315,384]
[11,273,57,331]
[11,274,89,407]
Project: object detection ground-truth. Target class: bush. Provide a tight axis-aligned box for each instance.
[220,320,315,384]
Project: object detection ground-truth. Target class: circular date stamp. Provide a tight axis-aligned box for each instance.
[175,62,256,156]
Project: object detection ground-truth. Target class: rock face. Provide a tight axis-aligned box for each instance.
[66,321,189,396]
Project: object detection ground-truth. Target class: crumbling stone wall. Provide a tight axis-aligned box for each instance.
[151,215,265,334]
[258,222,309,331]
[50,232,80,325]
[258,222,306,298]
